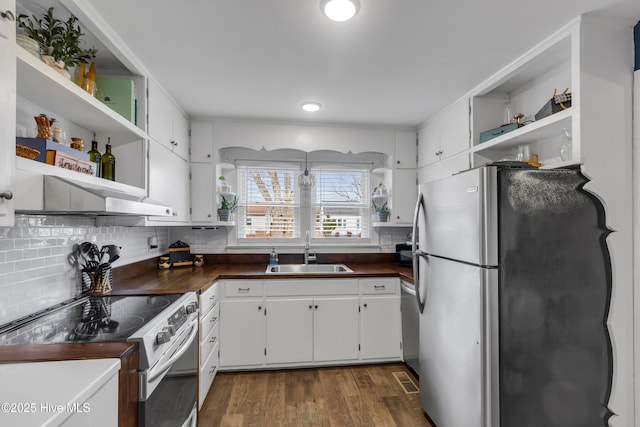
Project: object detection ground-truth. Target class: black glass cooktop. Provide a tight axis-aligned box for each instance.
[0,295,182,345]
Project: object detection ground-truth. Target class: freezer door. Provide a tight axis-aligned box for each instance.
[422,166,498,266]
[419,255,498,427]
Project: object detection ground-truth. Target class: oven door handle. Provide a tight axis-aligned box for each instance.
[148,321,198,383]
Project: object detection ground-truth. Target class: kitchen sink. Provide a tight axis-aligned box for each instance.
[265,264,353,274]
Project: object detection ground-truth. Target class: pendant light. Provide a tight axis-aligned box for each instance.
[298,152,315,190]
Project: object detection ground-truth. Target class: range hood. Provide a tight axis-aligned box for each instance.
[32,175,173,216]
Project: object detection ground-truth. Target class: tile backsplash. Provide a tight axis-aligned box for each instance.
[0,215,168,327]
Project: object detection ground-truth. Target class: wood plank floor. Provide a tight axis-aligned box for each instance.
[199,363,433,427]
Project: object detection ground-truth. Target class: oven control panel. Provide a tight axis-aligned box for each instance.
[129,292,199,370]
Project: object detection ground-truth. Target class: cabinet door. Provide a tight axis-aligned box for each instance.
[313,297,359,362]
[147,79,174,149]
[266,298,313,364]
[418,119,440,167]
[0,0,15,226]
[439,97,470,159]
[190,163,215,222]
[391,169,416,224]
[360,296,402,359]
[190,121,214,163]
[171,107,189,160]
[220,299,265,367]
[148,140,189,222]
[394,131,417,168]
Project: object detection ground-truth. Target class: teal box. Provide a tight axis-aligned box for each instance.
[95,76,136,123]
[479,123,519,143]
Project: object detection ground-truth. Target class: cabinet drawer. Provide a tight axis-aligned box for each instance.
[200,322,219,367]
[360,278,398,295]
[200,282,219,315]
[198,341,219,409]
[266,279,358,296]
[225,280,263,297]
[200,302,219,342]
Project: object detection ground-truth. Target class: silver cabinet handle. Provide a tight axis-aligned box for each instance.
[0,191,13,200]
[209,336,217,344]
[374,285,386,290]
[1,10,15,21]
[210,316,217,323]
[238,287,250,292]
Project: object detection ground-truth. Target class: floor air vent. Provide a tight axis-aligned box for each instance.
[393,371,419,394]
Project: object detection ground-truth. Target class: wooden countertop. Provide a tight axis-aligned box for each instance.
[0,254,413,363]
[110,261,414,295]
[0,342,137,363]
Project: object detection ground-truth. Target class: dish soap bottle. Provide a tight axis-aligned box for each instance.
[101,137,116,181]
[269,248,278,265]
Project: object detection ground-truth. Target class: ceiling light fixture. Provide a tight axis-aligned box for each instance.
[301,102,322,112]
[298,152,315,190]
[320,0,360,22]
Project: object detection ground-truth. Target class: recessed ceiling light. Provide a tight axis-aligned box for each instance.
[320,0,360,22]
[301,102,322,112]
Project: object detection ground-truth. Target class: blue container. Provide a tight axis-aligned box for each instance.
[479,123,518,143]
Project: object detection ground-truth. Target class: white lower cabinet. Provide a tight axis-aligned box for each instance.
[313,297,360,362]
[219,277,401,370]
[198,283,219,408]
[266,298,314,364]
[219,298,266,367]
[360,296,402,359]
[359,278,402,360]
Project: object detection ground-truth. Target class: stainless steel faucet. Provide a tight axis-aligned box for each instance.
[304,231,316,264]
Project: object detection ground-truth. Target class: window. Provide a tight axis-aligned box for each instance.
[312,167,370,239]
[237,165,300,239]
[236,160,372,243]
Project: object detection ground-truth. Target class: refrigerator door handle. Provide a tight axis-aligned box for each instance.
[412,192,426,313]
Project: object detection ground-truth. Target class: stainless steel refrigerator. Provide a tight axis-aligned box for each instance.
[411,164,612,427]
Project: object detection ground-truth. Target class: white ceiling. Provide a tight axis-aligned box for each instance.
[82,0,640,128]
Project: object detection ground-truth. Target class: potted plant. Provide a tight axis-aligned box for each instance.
[17,7,97,77]
[218,194,237,221]
[372,200,390,222]
[218,175,231,193]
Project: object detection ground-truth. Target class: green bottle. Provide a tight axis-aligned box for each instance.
[101,137,116,181]
[87,133,101,177]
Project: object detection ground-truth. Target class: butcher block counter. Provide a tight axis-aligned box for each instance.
[111,253,414,295]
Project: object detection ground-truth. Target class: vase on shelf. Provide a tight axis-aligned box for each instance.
[41,55,71,79]
[376,211,389,222]
[218,209,231,222]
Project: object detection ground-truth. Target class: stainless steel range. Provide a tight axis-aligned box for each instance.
[0,293,200,427]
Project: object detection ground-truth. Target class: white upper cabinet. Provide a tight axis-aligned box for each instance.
[394,130,417,168]
[190,162,215,222]
[418,97,470,168]
[190,120,214,163]
[0,0,15,226]
[147,79,189,160]
[148,140,190,223]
